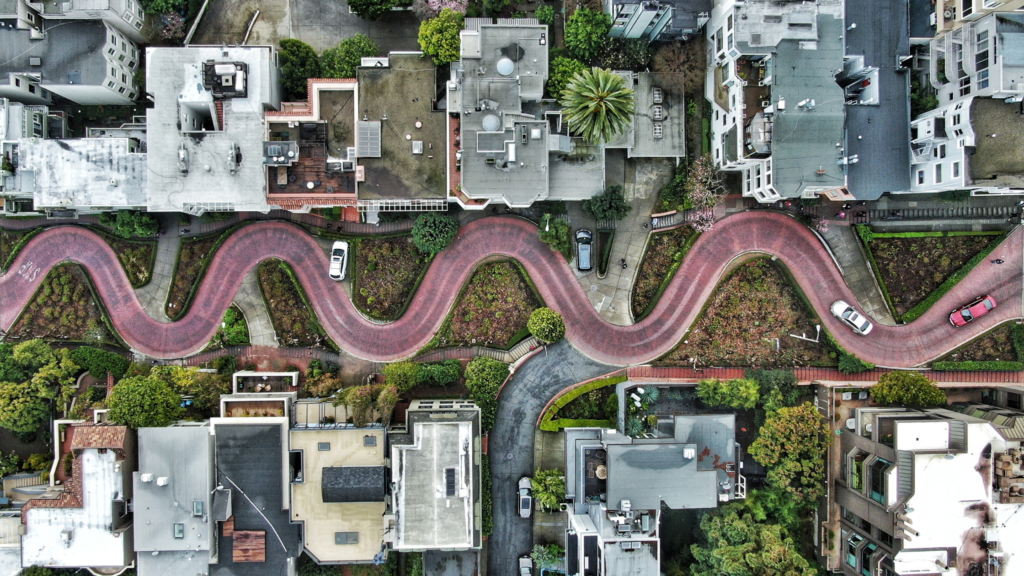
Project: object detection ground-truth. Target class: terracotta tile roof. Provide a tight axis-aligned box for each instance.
[22,455,83,520]
[71,425,127,453]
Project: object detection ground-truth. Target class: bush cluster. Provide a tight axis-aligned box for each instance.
[70,347,129,379]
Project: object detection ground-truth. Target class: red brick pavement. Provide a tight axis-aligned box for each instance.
[628,365,1024,386]
[1,213,1021,366]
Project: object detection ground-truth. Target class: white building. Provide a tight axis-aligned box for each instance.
[0,0,154,44]
[0,20,139,106]
[930,12,1024,105]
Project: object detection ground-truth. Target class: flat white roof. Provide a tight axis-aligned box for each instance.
[896,421,950,451]
[21,450,130,568]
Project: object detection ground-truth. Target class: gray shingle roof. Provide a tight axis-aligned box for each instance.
[321,466,386,503]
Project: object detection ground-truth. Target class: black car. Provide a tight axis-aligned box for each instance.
[575,229,593,271]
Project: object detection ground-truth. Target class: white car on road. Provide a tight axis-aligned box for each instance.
[830,300,873,335]
[329,241,349,281]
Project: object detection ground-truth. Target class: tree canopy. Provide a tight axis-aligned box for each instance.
[547,57,587,99]
[321,34,379,79]
[870,371,947,407]
[582,184,632,221]
[531,469,566,512]
[564,8,611,62]
[418,9,464,65]
[278,39,322,101]
[98,210,159,238]
[538,217,572,261]
[690,508,817,576]
[528,308,566,344]
[384,361,422,393]
[412,212,460,254]
[347,0,396,21]
[107,376,184,429]
[560,67,635,144]
[464,357,508,432]
[748,402,832,505]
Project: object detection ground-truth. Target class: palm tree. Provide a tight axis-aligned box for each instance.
[560,67,635,144]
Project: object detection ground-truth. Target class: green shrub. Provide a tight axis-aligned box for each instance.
[539,374,626,431]
[531,469,565,512]
[213,355,237,375]
[384,361,422,393]
[535,4,555,25]
[98,210,158,239]
[278,39,322,101]
[838,352,875,374]
[70,347,129,379]
[321,34,378,79]
[347,0,395,20]
[107,375,184,428]
[870,371,946,406]
[937,189,971,202]
[412,212,459,254]
[932,360,1024,371]
[855,224,874,244]
[1013,324,1024,362]
[480,454,493,535]
[465,357,509,432]
[564,8,611,62]
[63,452,73,476]
[538,217,572,261]
[696,378,759,409]
[746,369,800,407]
[582,184,632,221]
[604,393,618,419]
[418,359,462,386]
[406,552,424,576]
[418,9,464,65]
[528,307,566,343]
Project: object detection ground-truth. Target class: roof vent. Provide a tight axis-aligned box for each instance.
[29,57,41,67]
[482,115,501,132]
[156,477,169,487]
[141,473,153,483]
[496,57,515,76]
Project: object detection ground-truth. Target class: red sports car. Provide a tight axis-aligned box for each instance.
[949,295,997,327]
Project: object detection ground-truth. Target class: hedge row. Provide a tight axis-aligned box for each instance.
[539,374,626,432]
[1,227,43,272]
[1014,324,1024,363]
[932,361,1024,371]
[540,418,615,432]
[70,346,130,379]
[900,233,1006,323]
[480,454,493,536]
[635,229,702,322]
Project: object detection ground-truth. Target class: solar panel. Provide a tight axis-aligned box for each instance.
[357,121,382,158]
[445,468,456,497]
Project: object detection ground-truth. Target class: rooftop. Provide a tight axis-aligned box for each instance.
[391,408,479,551]
[769,13,847,198]
[19,137,146,210]
[456,22,550,206]
[21,426,133,570]
[843,0,912,199]
[289,428,387,564]
[628,73,686,158]
[356,53,446,201]
[734,0,843,54]
[211,422,300,576]
[0,20,108,87]
[604,541,659,576]
[146,45,281,214]
[968,97,1024,188]
[133,426,215,576]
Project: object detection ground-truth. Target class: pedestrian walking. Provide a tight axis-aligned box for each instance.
[992,259,1005,264]
[836,211,846,219]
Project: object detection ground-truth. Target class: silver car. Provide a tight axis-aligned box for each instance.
[575,229,593,271]
[519,556,534,576]
[830,300,873,335]
[329,241,349,281]
[518,477,533,519]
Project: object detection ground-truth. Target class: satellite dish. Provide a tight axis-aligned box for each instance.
[496,57,514,76]
[482,114,501,132]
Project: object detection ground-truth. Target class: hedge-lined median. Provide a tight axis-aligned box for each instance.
[540,374,626,432]
[165,224,245,319]
[0,227,43,272]
[932,360,1024,371]
[631,226,700,321]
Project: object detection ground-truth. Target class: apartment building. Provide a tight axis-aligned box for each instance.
[0,0,154,43]
[0,20,139,107]
[827,404,1024,576]
[606,0,711,42]
[934,0,1024,37]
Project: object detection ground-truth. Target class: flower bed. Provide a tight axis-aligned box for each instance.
[540,374,626,432]
[353,236,430,321]
[426,261,541,350]
[6,263,117,344]
[99,232,156,287]
[209,305,251,347]
[165,232,225,319]
[657,258,834,367]
[257,259,336,349]
[631,226,697,319]
[860,229,1004,320]
[940,322,1019,364]
[0,227,42,272]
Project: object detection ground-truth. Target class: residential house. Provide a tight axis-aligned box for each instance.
[0,0,154,44]
[0,20,139,106]
[825,404,1024,576]
[707,0,852,202]
[386,400,482,552]
[133,425,219,576]
[0,97,67,214]
[607,0,711,42]
[933,0,1024,39]
[564,385,745,576]
[20,425,136,572]
[929,12,1024,105]
[145,45,282,215]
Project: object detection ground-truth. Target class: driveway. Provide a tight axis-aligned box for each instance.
[488,341,614,576]
[289,0,421,53]
[190,0,290,46]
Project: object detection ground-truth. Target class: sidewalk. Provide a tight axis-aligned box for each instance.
[820,224,897,326]
[133,214,180,324]
[233,268,278,347]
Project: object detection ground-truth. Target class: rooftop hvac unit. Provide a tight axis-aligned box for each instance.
[652,87,663,104]
[652,105,664,121]
[943,8,954,19]
[156,477,169,486]
[653,122,663,139]
[141,473,153,483]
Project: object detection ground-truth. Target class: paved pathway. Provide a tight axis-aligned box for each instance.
[233,268,278,347]
[820,224,896,326]
[133,214,180,324]
[2,213,1021,367]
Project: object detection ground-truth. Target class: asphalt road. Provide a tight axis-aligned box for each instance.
[487,341,613,576]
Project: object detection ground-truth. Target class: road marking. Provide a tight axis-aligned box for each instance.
[17,261,40,283]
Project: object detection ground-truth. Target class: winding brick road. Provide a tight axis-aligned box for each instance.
[1,213,1021,366]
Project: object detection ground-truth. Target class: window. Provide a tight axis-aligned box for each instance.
[860,543,878,576]
[939,144,946,158]
[121,73,127,83]
[108,47,115,55]
[846,532,864,567]
[878,530,894,547]
[917,170,925,184]
[14,78,20,87]
[129,61,136,68]
[727,14,733,31]
[173,523,185,539]
[363,435,377,447]
[111,67,116,76]
[716,29,723,53]
[979,69,990,90]
[935,164,943,183]
[318,442,330,451]
[335,532,359,545]
[1008,392,1022,410]
[962,0,974,17]
[193,501,204,516]
[870,458,892,504]
[118,54,125,62]
[953,162,960,178]
[111,34,117,43]
[135,20,142,29]
[128,92,136,99]
[121,40,127,49]
[842,507,857,523]
[28,85,35,94]
[850,451,867,490]
[108,81,115,88]
[960,76,972,97]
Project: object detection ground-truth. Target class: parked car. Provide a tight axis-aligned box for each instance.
[518,477,533,519]
[575,229,593,271]
[519,556,534,576]
[950,295,997,327]
[328,241,349,281]
[830,300,873,335]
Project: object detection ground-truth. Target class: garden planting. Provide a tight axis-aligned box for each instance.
[426,261,541,350]
[257,260,335,349]
[658,258,833,367]
[0,228,41,272]
[99,233,156,287]
[353,236,430,320]
[165,231,226,319]
[631,225,696,318]
[6,264,116,344]
[209,305,250,348]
